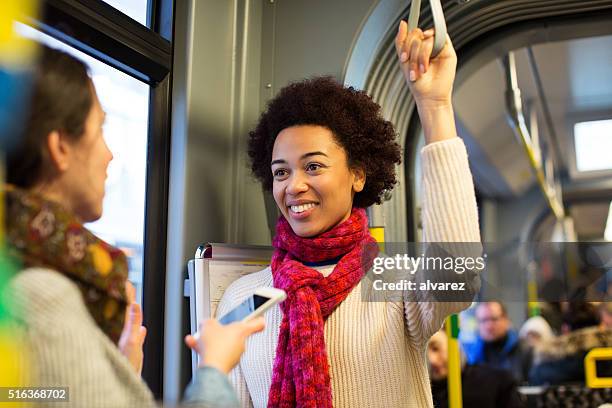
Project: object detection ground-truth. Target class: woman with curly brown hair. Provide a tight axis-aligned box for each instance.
[216,22,480,408]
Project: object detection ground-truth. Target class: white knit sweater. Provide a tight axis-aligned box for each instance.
[9,268,157,408]
[217,137,481,408]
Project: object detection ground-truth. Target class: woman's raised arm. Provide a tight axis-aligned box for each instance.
[395,22,482,342]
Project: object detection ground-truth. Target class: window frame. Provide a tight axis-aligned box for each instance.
[21,0,173,397]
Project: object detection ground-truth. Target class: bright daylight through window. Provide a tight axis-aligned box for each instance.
[574,118,612,172]
[102,0,149,26]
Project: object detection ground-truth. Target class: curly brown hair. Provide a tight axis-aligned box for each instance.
[248,76,401,208]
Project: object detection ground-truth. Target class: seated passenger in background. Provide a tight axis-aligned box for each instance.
[3,44,261,407]
[428,330,524,408]
[519,315,554,349]
[538,301,564,335]
[599,302,612,330]
[463,302,532,383]
[529,301,612,385]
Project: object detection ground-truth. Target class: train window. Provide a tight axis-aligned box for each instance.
[101,0,149,26]
[574,118,612,172]
[15,22,150,304]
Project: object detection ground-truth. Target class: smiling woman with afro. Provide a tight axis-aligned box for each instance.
[218,24,481,408]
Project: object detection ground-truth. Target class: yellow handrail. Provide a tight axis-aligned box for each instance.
[445,315,463,408]
[584,347,612,388]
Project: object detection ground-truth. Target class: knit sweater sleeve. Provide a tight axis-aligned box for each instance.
[404,137,481,344]
[8,268,156,408]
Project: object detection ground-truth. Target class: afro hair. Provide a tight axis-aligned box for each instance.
[248,76,401,208]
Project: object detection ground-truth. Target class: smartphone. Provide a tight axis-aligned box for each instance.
[192,287,286,341]
[217,287,286,325]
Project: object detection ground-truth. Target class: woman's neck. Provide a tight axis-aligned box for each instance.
[30,182,81,223]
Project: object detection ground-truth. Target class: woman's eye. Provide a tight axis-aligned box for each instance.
[306,163,322,172]
[273,169,287,178]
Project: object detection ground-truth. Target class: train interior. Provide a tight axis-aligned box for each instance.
[1,0,612,406]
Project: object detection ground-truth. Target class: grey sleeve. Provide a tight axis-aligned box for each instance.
[183,366,240,408]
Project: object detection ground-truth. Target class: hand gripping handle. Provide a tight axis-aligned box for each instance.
[408,0,448,57]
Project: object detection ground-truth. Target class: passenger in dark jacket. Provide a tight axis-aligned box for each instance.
[529,325,612,385]
[428,330,525,408]
[529,302,612,385]
[462,302,532,382]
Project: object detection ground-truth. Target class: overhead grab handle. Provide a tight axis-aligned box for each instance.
[408,0,448,57]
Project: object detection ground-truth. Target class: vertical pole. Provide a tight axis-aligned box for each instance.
[367,205,385,251]
[446,314,463,408]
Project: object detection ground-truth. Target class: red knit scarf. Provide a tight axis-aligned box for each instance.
[268,207,378,408]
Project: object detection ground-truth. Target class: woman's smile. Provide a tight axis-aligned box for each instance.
[287,201,319,220]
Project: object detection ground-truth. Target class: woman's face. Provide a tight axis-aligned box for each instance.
[60,86,113,222]
[427,331,449,381]
[271,125,365,237]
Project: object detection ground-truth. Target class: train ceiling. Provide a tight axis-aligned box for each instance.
[454,34,612,200]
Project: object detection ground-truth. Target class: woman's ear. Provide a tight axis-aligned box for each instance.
[46,130,71,172]
[352,167,366,193]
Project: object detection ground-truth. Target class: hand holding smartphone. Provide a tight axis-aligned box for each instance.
[185,318,265,373]
[192,287,286,341]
